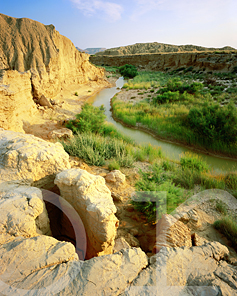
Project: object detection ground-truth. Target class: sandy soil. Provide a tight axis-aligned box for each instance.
[24,78,113,140]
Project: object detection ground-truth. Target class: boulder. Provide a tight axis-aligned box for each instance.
[0,235,79,292]
[0,183,51,241]
[48,128,73,140]
[37,94,54,109]
[0,247,148,296]
[122,242,237,296]
[113,237,131,253]
[0,129,70,185]
[55,168,119,259]
[152,214,192,253]
[105,170,126,185]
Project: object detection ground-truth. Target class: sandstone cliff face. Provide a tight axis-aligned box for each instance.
[96,42,235,56]
[0,70,37,132]
[0,13,108,133]
[0,13,104,99]
[90,51,237,73]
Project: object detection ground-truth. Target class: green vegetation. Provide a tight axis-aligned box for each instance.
[60,69,237,227]
[132,152,237,224]
[119,64,138,78]
[188,102,237,145]
[74,92,78,96]
[214,216,237,251]
[63,103,163,167]
[112,69,237,157]
[131,163,184,223]
[180,152,209,173]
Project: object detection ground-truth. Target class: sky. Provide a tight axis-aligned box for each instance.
[1,0,237,50]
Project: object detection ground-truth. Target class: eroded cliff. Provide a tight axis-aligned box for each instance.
[0,13,108,133]
[90,51,237,73]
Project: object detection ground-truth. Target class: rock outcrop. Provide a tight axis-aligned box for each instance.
[90,51,237,73]
[0,70,37,132]
[0,13,108,132]
[0,177,236,294]
[55,168,119,259]
[122,242,237,296]
[105,169,126,185]
[0,13,105,98]
[152,214,192,253]
[0,183,51,241]
[0,129,70,185]
[95,42,235,56]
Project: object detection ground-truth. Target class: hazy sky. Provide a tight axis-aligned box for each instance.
[1,0,237,50]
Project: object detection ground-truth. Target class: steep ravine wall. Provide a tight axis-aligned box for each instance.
[0,13,107,132]
[90,51,237,72]
[0,13,105,99]
[0,70,37,132]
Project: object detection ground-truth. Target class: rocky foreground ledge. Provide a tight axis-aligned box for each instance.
[0,129,236,295]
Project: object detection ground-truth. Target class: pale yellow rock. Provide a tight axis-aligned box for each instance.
[55,168,119,259]
[122,242,235,296]
[113,237,131,253]
[0,183,51,241]
[0,235,78,287]
[0,13,109,133]
[0,129,71,184]
[106,170,126,185]
[0,70,38,132]
[153,214,192,253]
[48,128,73,139]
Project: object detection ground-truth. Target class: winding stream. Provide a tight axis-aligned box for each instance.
[89,77,237,173]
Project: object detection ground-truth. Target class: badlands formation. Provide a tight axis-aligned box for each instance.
[0,13,110,135]
[0,13,237,296]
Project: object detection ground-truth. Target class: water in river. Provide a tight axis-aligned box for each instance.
[89,77,237,173]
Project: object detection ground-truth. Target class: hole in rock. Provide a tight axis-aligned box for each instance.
[41,188,87,261]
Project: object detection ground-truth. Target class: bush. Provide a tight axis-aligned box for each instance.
[180,152,209,173]
[119,64,138,78]
[214,216,237,251]
[153,91,180,104]
[187,102,237,144]
[224,173,237,190]
[131,164,184,223]
[66,103,106,134]
[61,132,135,167]
[108,160,120,171]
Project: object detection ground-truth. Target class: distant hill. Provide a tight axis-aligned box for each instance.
[95,42,235,55]
[76,47,106,54]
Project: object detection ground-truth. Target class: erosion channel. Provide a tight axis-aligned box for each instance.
[89,77,237,173]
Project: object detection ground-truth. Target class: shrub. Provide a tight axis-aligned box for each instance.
[131,164,184,223]
[61,132,134,167]
[214,216,237,251]
[153,91,180,104]
[108,160,120,171]
[66,103,106,134]
[224,173,237,190]
[119,64,138,78]
[180,152,209,173]
[187,102,237,144]
[75,92,78,96]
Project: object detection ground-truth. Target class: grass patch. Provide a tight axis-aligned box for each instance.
[214,216,237,251]
[112,70,237,157]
